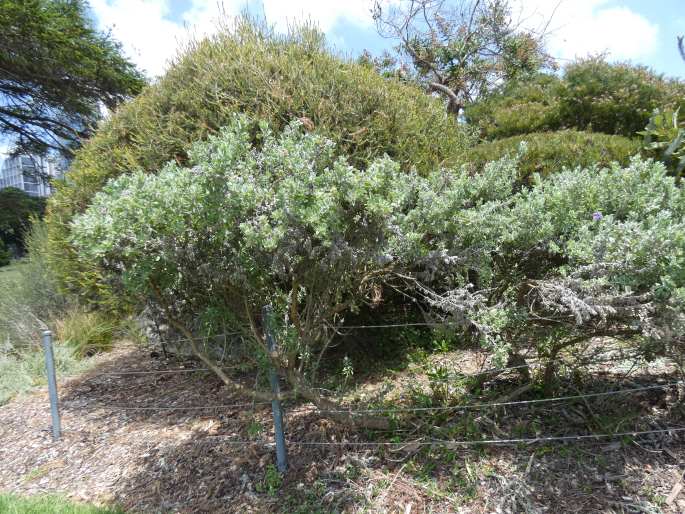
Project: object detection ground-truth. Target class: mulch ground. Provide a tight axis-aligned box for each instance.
[1,346,685,513]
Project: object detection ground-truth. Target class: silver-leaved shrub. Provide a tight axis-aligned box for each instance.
[71,116,685,402]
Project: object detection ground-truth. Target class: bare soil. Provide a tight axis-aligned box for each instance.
[1,345,684,513]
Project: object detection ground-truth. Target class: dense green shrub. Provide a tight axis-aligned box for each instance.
[466,59,685,140]
[0,187,45,254]
[0,239,10,267]
[463,130,641,178]
[558,58,685,137]
[47,18,473,306]
[71,117,684,418]
[465,74,563,139]
[640,108,685,176]
[71,116,422,427]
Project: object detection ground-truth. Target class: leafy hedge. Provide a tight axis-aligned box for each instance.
[46,18,473,305]
[462,130,642,178]
[465,73,563,139]
[467,59,685,140]
[559,58,685,137]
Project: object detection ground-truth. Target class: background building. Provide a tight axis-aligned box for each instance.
[0,154,66,197]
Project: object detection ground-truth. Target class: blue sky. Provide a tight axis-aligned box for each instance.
[86,0,685,79]
[620,0,685,78]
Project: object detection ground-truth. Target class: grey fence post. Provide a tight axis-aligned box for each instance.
[41,330,61,440]
[262,305,288,473]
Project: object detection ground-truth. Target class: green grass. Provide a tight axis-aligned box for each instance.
[0,343,93,406]
[0,250,99,406]
[0,494,122,514]
[0,260,25,285]
[0,258,96,405]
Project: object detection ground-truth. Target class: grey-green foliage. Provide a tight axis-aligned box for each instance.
[71,117,685,383]
[72,116,417,373]
[47,16,474,314]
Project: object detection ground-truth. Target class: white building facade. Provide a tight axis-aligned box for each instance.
[0,155,66,197]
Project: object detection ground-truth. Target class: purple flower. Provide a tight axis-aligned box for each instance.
[592,212,603,221]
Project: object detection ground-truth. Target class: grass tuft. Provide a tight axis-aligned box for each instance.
[0,494,122,514]
[55,309,116,358]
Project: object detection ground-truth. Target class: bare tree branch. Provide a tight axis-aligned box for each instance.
[372,0,555,115]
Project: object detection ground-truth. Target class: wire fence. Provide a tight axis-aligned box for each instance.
[313,381,684,414]
[59,372,682,418]
[193,426,685,448]
[34,314,685,474]
[99,401,272,412]
[286,426,685,447]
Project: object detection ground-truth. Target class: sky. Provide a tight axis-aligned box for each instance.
[2,0,685,158]
[85,0,685,79]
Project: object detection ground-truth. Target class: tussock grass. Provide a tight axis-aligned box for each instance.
[0,222,118,405]
[55,308,116,357]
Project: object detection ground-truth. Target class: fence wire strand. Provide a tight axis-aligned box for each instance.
[286,426,685,446]
[203,426,685,447]
[312,380,684,414]
[100,380,682,413]
[35,320,685,452]
[89,367,239,376]
[101,401,272,411]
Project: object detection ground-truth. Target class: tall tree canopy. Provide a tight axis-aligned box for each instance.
[372,0,553,115]
[0,0,146,157]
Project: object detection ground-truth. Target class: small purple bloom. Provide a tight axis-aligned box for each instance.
[592,212,603,221]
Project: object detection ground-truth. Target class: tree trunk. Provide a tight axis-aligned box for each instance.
[506,352,531,382]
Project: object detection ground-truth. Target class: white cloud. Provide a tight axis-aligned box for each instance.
[514,0,659,62]
[180,0,245,37]
[92,1,659,78]
[90,0,376,78]
[261,0,373,33]
[90,0,186,77]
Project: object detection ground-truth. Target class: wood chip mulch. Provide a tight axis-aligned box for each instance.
[0,347,289,513]
[1,346,685,513]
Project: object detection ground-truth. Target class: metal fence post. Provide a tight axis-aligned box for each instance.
[262,305,288,473]
[41,330,61,440]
